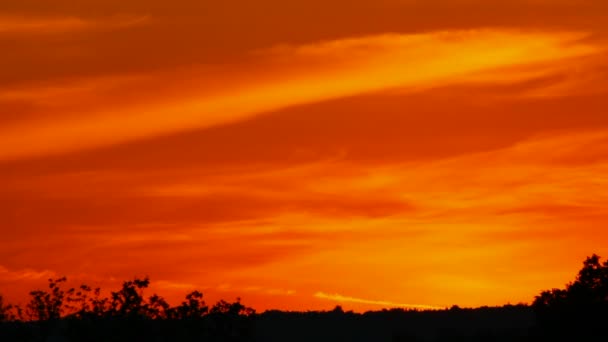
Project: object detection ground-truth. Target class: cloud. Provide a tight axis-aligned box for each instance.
[0,14,149,34]
[314,292,441,310]
[216,284,296,296]
[0,29,600,160]
[1,0,607,314]
[156,280,198,290]
[1,129,607,310]
[0,265,57,282]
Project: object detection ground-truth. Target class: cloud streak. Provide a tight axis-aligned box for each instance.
[1,129,607,310]
[0,265,57,282]
[314,292,442,310]
[0,14,149,34]
[0,30,599,160]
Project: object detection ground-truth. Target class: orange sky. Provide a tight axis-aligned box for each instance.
[1,0,608,312]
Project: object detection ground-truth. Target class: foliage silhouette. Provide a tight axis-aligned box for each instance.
[170,290,208,319]
[0,253,607,341]
[0,294,12,322]
[532,254,608,339]
[1,276,256,341]
[25,277,68,321]
[109,277,151,318]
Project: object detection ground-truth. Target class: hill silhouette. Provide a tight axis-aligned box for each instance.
[1,253,607,341]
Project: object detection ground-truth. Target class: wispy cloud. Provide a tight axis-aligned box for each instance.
[0,265,57,282]
[314,292,441,310]
[215,284,296,296]
[1,130,607,310]
[0,14,149,34]
[0,29,599,160]
[156,280,198,290]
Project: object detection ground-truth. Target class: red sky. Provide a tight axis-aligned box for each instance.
[1,0,607,312]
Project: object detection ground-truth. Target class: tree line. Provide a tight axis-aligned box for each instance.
[0,276,254,341]
[1,253,607,341]
[1,276,253,322]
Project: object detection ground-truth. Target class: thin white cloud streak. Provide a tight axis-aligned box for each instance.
[0,30,599,161]
[314,292,442,310]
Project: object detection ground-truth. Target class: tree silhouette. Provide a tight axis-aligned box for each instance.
[169,290,208,320]
[25,277,68,321]
[533,254,608,338]
[0,276,258,341]
[568,254,608,303]
[208,297,255,341]
[4,256,608,341]
[210,298,253,316]
[0,294,10,322]
[64,284,109,319]
[109,277,150,318]
[146,293,171,319]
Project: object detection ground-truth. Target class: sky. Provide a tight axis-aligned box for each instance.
[1,0,607,312]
